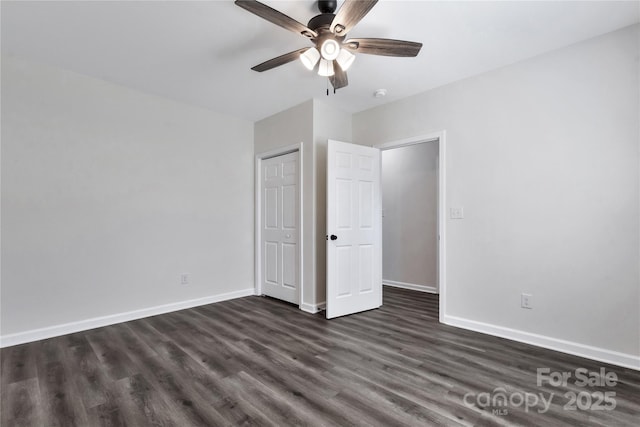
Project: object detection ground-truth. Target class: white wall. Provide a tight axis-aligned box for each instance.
[1,55,255,340]
[382,142,438,290]
[354,25,640,364]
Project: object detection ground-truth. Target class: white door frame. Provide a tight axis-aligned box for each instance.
[255,143,304,308]
[375,131,447,323]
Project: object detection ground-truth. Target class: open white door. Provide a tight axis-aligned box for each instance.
[326,140,382,319]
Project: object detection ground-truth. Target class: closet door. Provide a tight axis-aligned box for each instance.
[261,151,299,304]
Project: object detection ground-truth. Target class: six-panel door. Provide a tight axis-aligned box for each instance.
[261,151,299,304]
[326,140,382,318]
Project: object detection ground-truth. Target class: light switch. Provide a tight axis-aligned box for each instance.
[450,207,464,219]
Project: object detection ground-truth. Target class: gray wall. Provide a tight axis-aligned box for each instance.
[382,142,439,290]
[1,55,255,337]
[354,25,640,358]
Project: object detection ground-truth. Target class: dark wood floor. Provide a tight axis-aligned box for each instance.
[1,287,639,426]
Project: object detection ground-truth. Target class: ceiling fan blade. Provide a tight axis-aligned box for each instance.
[343,38,422,57]
[235,0,317,39]
[330,61,348,89]
[330,0,378,36]
[251,47,309,72]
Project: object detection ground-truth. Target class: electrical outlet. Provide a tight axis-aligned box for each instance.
[450,207,464,219]
[180,273,189,285]
[521,293,533,309]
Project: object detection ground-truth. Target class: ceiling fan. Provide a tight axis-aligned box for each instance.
[235,0,422,91]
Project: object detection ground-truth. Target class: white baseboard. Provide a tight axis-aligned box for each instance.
[300,301,326,314]
[443,314,640,371]
[383,280,438,294]
[0,288,255,348]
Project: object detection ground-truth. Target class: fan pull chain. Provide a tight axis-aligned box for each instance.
[325,78,337,96]
[324,78,339,96]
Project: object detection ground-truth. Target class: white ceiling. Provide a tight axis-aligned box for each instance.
[2,1,638,122]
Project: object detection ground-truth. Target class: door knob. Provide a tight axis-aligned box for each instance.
[330,234,338,241]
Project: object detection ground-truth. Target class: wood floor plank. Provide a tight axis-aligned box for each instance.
[323,365,470,427]
[316,347,489,426]
[224,370,320,426]
[218,340,360,426]
[65,335,113,409]
[86,402,128,427]
[0,344,37,388]
[37,360,88,427]
[2,287,639,426]
[1,378,43,427]
[109,325,229,427]
[144,313,247,379]
[114,374,181,427]
[85,328,138,382]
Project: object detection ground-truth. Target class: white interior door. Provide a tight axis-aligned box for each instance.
[326,140,382,319]
[261,151,299,304]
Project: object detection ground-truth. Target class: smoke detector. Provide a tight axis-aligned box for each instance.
[374,89,387,98]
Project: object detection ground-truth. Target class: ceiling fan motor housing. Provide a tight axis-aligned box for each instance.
[307,13,336,34]
[308,12,344,58]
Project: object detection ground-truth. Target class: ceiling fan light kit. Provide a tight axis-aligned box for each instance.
[235,0,422,91]
[300,47,320,70]
[318,59,335,77]
[336,48,355,71]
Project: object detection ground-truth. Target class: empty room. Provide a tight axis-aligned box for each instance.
[1,1,639,426]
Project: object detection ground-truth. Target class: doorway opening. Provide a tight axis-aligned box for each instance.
[376,132,446,322]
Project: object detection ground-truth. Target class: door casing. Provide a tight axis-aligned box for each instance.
[375,131,447,323]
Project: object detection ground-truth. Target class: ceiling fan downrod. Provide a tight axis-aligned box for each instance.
[317,0,337,14]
